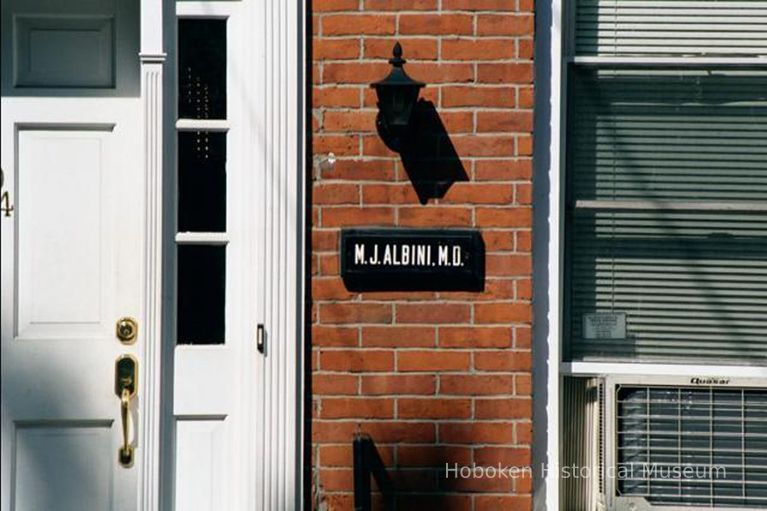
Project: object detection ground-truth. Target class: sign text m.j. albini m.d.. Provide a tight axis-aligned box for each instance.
[340,229,485,291]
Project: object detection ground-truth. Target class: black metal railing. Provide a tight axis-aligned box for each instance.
[353,433,395,511]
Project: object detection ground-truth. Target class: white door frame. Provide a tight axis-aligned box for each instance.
[138,0,306,509]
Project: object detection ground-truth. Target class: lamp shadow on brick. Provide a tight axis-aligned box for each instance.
[398,99,468,205]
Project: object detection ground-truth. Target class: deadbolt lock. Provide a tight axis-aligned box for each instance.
[116,317,138,344]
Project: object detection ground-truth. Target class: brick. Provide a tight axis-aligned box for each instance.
[516,230,532,252]
[516,278,532,300]
[440,374,514,395]
[313,134,359,156]
[312,278,355,300]
[399,399,472,419]
[399,14,474,35]
[364,0,438,10]
[475,302,532,324]
[439,422,514,444]
[519,86,535,108]
[398,351,470,372]
[515,182,533,204]
[396,304,471,324]
[322,207,395,227]
[322,110,377,132]
[515,374,532,395]
[477,111,533,133]
[361,134,397,157]
[442,86,515,108]
[313,38,360,60]
[318,253,339,275]
[361,422,437,443]
[361,326,435,347]
[482,231,515,251]
[442,0,517,10]
[323,159,396,180]
[312,229,338,251]
[397,445,472,466]
[362,184,420,205]
[321,398,393,418]
[476,207,532,227]
[314,0,359,12]
[452,135,516,157]
[320,303,392,324]
[319,349,394,372]
[442,39,516,61]
[322,15,396,36]
[486,254,532,276]
[474,447,531,467]
[477,63,534,84]
[475,398,532,419]
[519,38,534,59]
[406,63,473,83]
[313,183,360,204]
[475,350,531,372]
[364,38,438,60]
[517,134,533,156]
[477,14,534,36]
[312,325,358,347]
[323,62,391,84]
[475,496,532,511]
[398,207,472,227]
[313,374,358,395]
[319,468,354,491]
[439,183,513,205]
[313,87,360,108]
[475,159,532,180]
[361,375,436,395]
[439,326,513,348]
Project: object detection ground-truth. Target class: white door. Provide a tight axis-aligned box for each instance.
[0,0,144,510]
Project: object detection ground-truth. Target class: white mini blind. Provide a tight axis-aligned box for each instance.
[566,68,767,363]
[569,210,767,362]
[575,0,767,57]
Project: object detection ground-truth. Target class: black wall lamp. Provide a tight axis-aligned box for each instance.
[371,42,425,152]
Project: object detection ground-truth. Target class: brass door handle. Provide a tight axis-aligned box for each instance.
[115,355,137,467]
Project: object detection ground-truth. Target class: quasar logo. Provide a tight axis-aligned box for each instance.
[690,377,731,385]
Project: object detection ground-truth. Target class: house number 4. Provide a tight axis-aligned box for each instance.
[1,168,13,217]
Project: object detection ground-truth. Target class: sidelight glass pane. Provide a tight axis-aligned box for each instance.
[178,19,226,119]
[178,131,226,232]
[177,245,225,344]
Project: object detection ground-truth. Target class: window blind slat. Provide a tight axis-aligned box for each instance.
[575,0,767,57]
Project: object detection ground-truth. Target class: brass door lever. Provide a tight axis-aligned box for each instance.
[115,355,138,467]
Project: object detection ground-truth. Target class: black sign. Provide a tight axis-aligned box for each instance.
[340,229,484,291]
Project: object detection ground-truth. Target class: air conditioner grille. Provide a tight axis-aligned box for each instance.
[616,385,767,508]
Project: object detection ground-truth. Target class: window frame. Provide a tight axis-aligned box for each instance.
[540,1,767,509]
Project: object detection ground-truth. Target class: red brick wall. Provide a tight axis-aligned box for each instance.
[311,1,534,509]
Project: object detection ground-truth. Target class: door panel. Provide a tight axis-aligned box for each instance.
[17,129,114,339]
[1,1,142,510]
[14,423,113,511]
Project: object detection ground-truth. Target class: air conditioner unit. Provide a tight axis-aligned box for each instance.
[562,375,767,511]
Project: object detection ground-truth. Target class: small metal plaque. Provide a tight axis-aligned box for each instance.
[583,312,626,339]
[341,228,484,291]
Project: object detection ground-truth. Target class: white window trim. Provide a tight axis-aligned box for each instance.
[162,1,306,509]
[535,2,767,509]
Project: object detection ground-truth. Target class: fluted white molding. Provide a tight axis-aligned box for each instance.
[138,55,165,511]
[250,0,305,508]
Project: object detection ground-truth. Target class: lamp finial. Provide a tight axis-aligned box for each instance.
[389,42,405,67]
